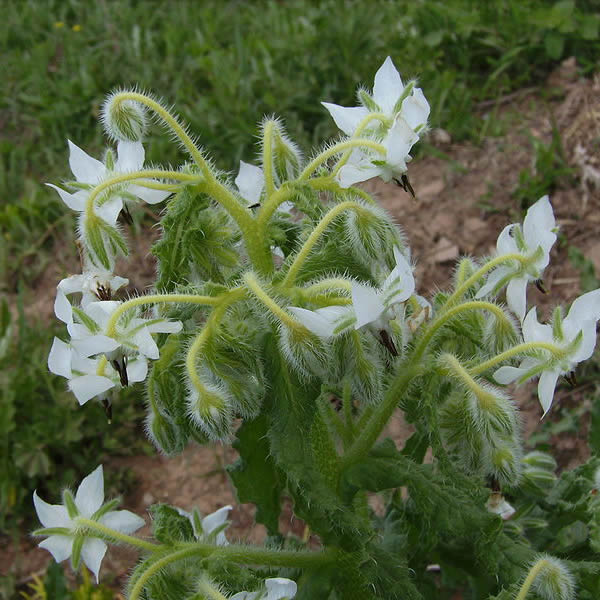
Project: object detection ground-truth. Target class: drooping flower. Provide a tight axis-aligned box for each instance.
[336,116,419,188]
[476,196,558,321]
[33,465,145,582]
[177,504,232,546]
[494,288,600,416]
[230,577,297,600]
[57,263,129,308]
[48,337,148,404]
[322,56,430,137]
[286,305,354,339]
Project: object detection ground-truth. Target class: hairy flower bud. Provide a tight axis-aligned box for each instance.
[145,406,185,455]
[186,377,233,441]
[102,91,148,142]
[529,555,576,600]
[344,202,400,259]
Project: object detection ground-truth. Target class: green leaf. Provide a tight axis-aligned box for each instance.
[150,504,195,544]
[227,414,285,535]
[544,32,565,60]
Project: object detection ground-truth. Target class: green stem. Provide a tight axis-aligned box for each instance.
[129,543,337,600]
[105,293,221,337]
[412,300,512,362]
[186,289,246,394]
[108,91,210,178]
[443,253,530,309]
[262,119,276,200]
[342,364,421,468]
[244,272,304,331]
[515,558,550,600]
[331,112,389,176]
[469,341,564,376]
[195,577,228,600]
[256,185,294,231]
[84,170,202,220]
[76,517,158,552]
[282,201,364,287]
[298,138,386,181]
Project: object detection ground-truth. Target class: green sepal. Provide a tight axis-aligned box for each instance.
[71,307,100,334]
[84,216,112,270]
[98,220,129,258]
[71,534,84,570]
[392,80,415,114]
[272,128,301,182]
[91,498,120,522]
[33,527,72,536]
[62,489,79,519]
[358,88,379,112]
[104,148,116,170]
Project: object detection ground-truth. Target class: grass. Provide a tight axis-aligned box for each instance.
[1,0,599,537]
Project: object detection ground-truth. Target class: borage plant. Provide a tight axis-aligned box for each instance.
[35,58,600,600]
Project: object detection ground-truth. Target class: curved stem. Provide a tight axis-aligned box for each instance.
[129,543,337,600]
[105,293,221,337]
[515,558,550,600]
[108,92,210,178]
[443,253,530,309]
[302,278,352,295]
[469,341,564,376]
[440,354,498,411]
[282,201,363,287]
[262,120,276,200]
[342,363,421,468]
[76,517,158,552]
[186,289,246,394]
[244,272,303,331]
[331,112,389,176]
[196,577,229,600]
[256,185,294,231]
[413,300,512,362]
[298,138,386,181]
[84,170,202,220]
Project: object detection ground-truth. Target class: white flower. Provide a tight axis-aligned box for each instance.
[33,465,145,582]
[62,299,182,362]
[57,264,128,308]
[286,305,354,339]
[47,140,171,213]
[486,492,515,520]
[476,196,557,321]
[231,578,297,600]
[322,56,430,137]
[235,161,293,212]
[336,117,418,188]
[48,337,148,404]
[494,289,600,416]
[352,246,415,331]
[177,505,232,545]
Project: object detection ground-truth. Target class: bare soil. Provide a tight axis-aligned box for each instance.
[4,58,600,592]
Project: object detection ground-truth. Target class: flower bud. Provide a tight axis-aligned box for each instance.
[145,407,185,456]
[102,91,147,142]
[186,378,233,441]
[344,202,400,260]
[278,324,328,379]
[529,555,576,600]
[271,121,303,183]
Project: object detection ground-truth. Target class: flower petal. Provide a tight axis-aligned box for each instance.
[493,365,527,385]
[522,308,553,344]
[115,141,145,172]
[321,102,369,136]
[144,319,183,334]
[496,224,518,256]
[373,56,404,114]
[132,327,159,359]
[235,161,264,205]
[39,536,74,563]
[58,274,85,295]
[68,140,106,184]
[506,277,528,322]
[126,357,148,383]
[523,195,556,257]
[46,184,87,212]
[33,491,72,528]
[100,509,145,534]
[54,290,74,324]
[287,306,347,339]
[538,370,559,418]
[48,337,72,379]
[336,162,380,188]
[201,505,232,537]
[401,88,430,131]
[352,282,385,329]
[383,117,417,167]
[565,288,600,325]
[382,247,414,305]
[128,184,171,205]
[475,266,511,299]
[81,537,107,583]
[75,465,104,517]
[71,335,120,357]
[96,196,123,226]
[69,375,115,405]
[265,577,297,600]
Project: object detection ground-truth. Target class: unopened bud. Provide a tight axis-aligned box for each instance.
[529,555,575,600]
[102,91,147,142]
[344,203,398,259]
[279,324,328,379]
[186,380,233,441]
[145,408,185,456]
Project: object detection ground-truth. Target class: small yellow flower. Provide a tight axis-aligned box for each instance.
[72,24,82,32]
[54,21,65,29]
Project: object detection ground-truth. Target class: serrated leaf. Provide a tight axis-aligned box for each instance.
[150,504,195,544]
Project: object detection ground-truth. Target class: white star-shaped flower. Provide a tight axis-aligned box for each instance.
[177,504,232,546]
[476,196,557,321]
[494,288,600,416]
[48,337,148,404]
[231,578,297,600]
[57,264,128,308]
[33,465,145,582]
[322,56,430,137]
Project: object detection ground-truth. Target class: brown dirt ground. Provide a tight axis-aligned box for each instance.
[4,58,600,594]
